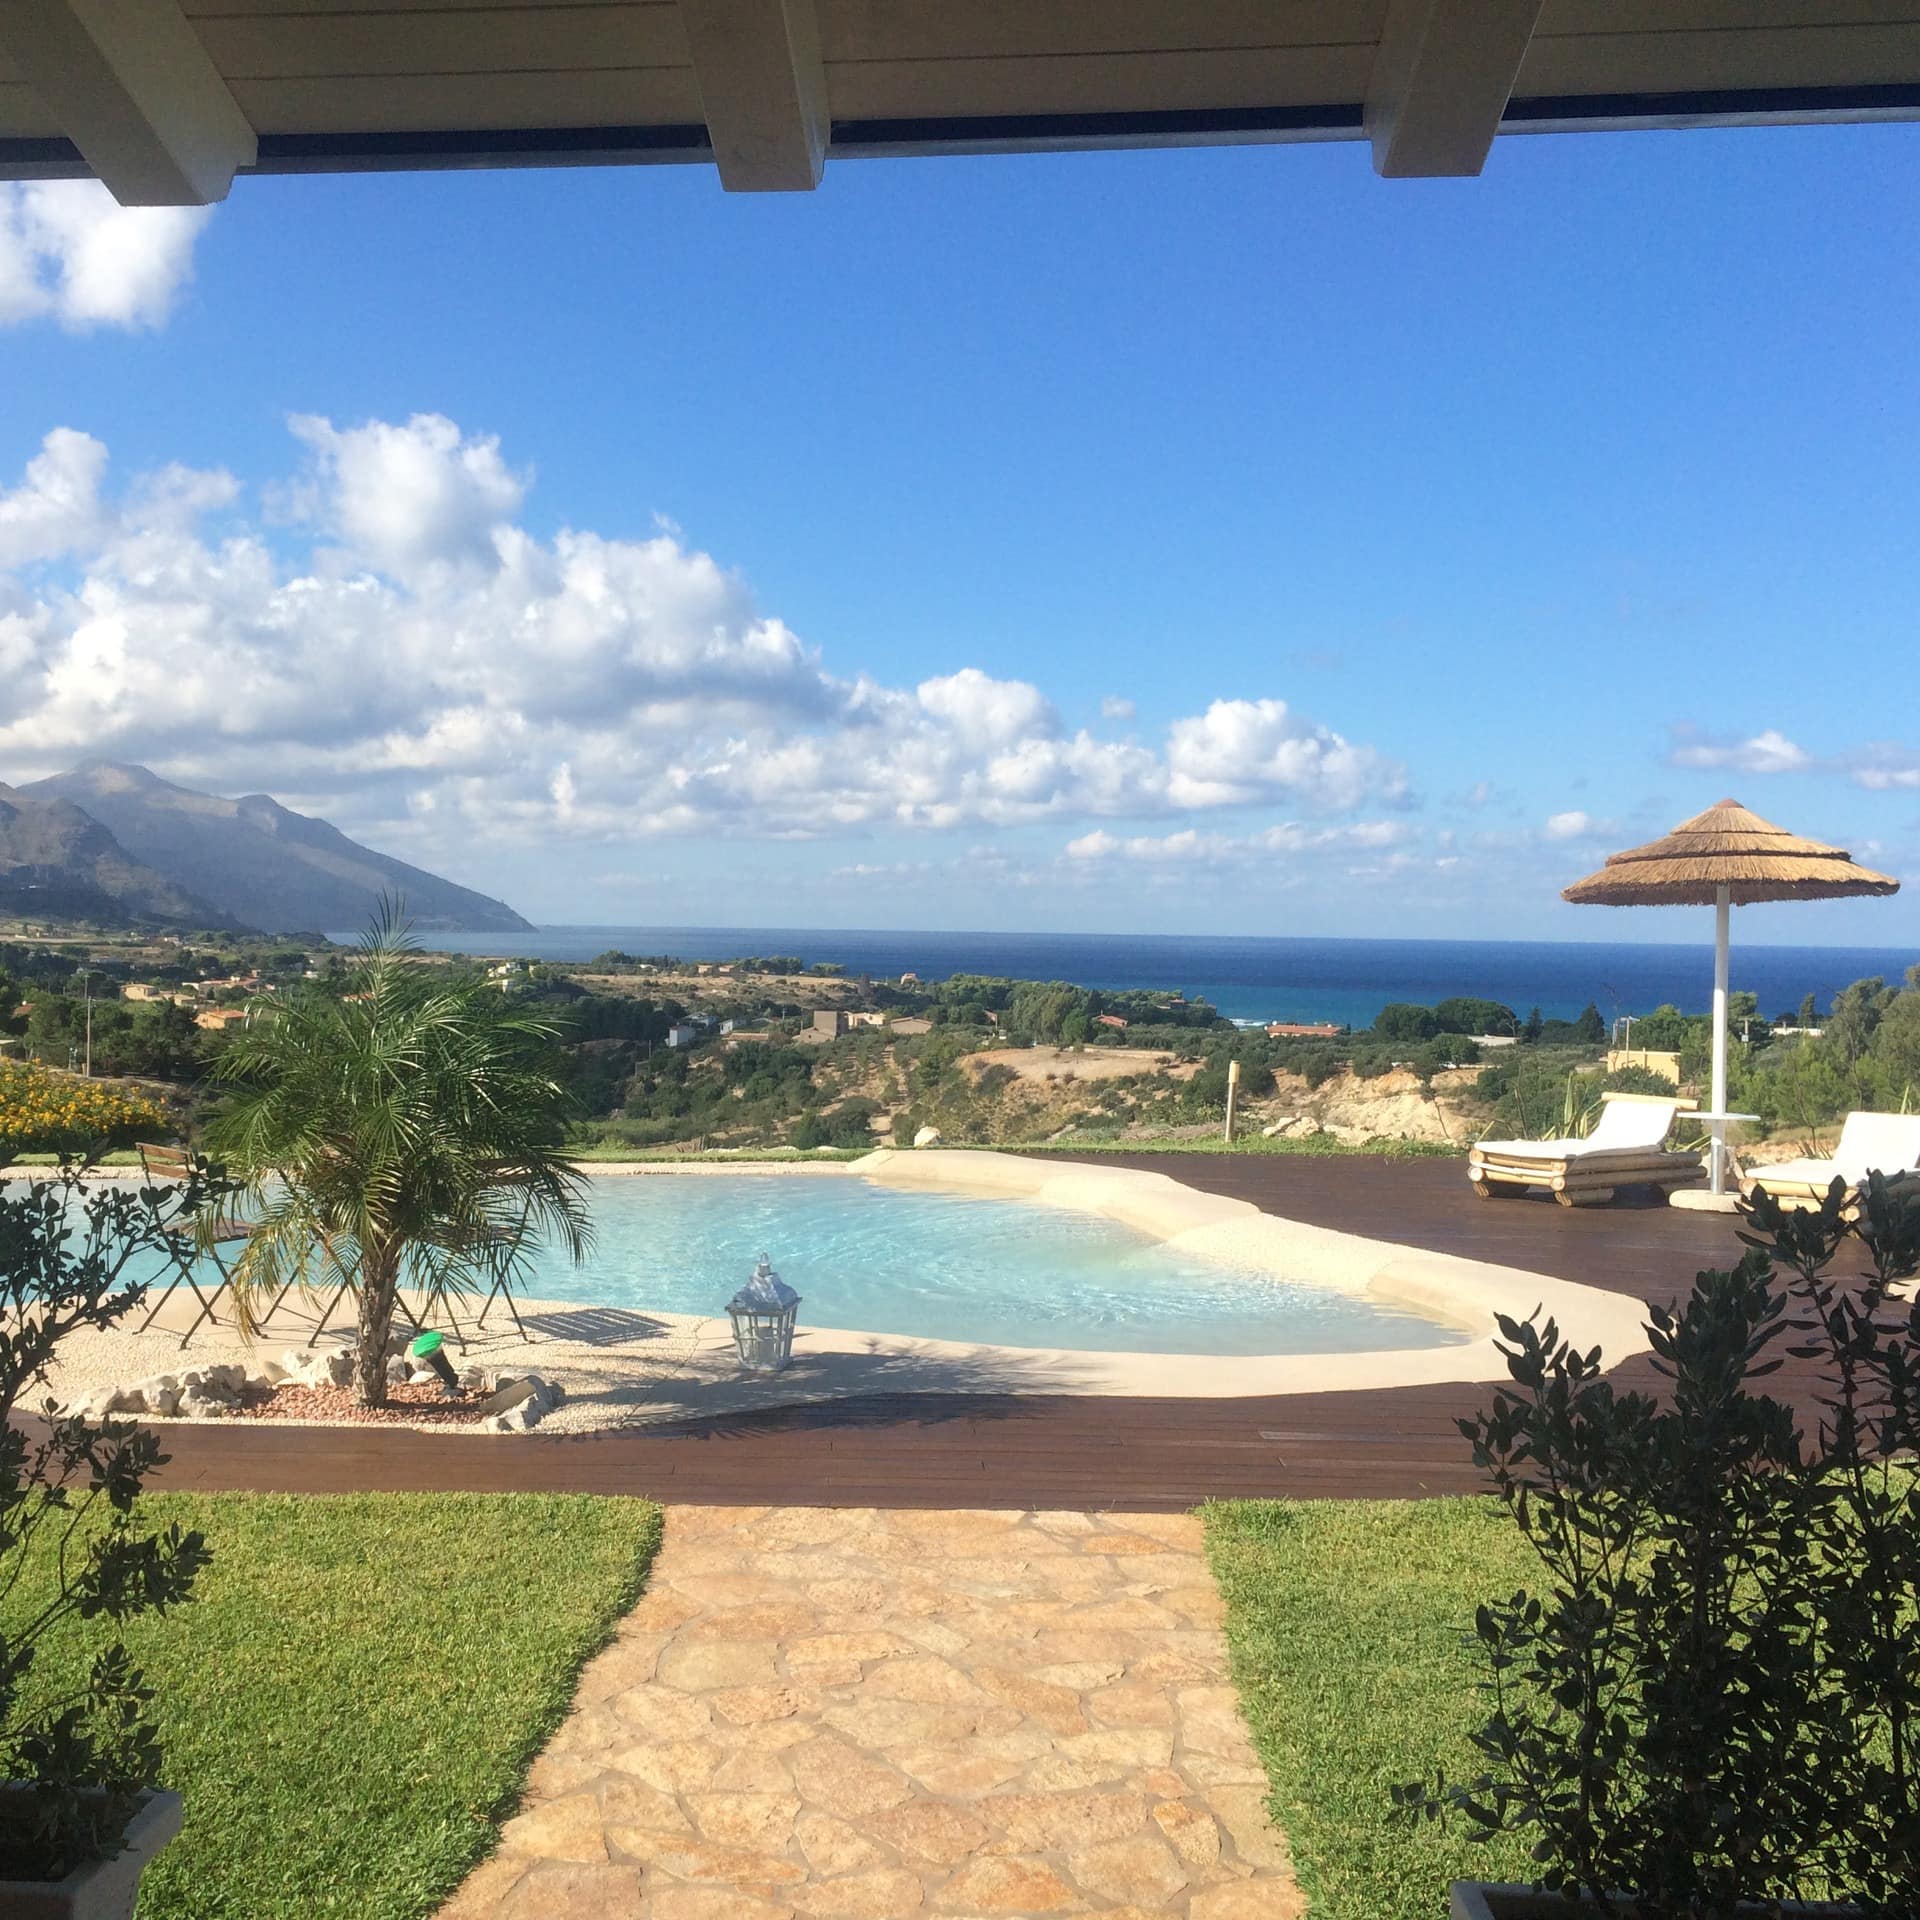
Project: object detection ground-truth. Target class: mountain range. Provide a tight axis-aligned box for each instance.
[1,762,529,935]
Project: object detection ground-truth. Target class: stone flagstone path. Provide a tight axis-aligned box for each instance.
[440,1505,1303,1918]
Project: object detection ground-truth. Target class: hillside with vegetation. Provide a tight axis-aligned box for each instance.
[7,923,1912,1167]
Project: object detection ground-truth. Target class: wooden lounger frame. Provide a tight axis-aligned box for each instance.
[1468,1093,1705,1208]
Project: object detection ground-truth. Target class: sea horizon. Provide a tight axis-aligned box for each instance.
[406,926,1920,1029]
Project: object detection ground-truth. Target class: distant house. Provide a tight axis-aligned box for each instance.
[847,1011,886,1030]
[665,1022,699,1049]
[122,983,171,1003]
[195,1007,248,1031]
[898,971,919,985]
[1095,1013,1129,1031]
[811,1009,850,1038]
[889,1017,933,1037]
[1266,1022,1342,1039]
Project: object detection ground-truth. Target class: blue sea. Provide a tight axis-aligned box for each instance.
[403,927,1920,1029]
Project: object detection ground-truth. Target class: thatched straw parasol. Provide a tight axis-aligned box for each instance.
[1562,798,1898,1195]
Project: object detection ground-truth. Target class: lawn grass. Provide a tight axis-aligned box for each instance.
[1205,1496,1535,1919]
[7,1491,661,1919]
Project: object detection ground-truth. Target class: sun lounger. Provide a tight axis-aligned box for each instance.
[1740,1111,1920,1213]
[1469,1093,1703,1208]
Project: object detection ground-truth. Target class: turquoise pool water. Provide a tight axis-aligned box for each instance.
[509,1174,1466,1358]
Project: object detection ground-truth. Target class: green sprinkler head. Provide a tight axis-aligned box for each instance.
[408,1329,460,1397]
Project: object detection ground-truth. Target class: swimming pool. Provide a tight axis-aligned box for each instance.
[511,1173,1466,1358]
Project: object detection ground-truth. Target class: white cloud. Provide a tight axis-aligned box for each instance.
[0,428,109,566]
[0,183,210,330]
[1099,694,1135,722]
[1165,698,1406,812]
[1544,810,1597,841]
[1667,724,1920,793]
[0,416,1408,857]
[1852,753,1920,792]
[1065,820,1413,867]
[286,413,527,580]
[1668,727,1813,775]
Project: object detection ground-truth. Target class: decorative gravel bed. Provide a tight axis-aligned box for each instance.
[229,1379,488,1425]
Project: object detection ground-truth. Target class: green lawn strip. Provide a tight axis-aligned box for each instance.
[1204,1496,1534,1919]
[6,1491,661,1920]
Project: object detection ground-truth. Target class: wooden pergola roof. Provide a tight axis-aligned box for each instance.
[4,1,1920,207]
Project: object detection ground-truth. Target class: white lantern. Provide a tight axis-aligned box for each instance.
[727,1253,801,1373]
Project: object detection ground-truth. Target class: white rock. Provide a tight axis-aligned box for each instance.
[484,1412,515,1434]
[84,1387,125,1419]
[148,1387,182,1417]
[323,1349,355,1388]
[913,1126,941,1148]
[384,1355,411,1385]
[478,1377,537,1416]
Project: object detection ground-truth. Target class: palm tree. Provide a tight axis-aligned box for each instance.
[203,905,590,1406]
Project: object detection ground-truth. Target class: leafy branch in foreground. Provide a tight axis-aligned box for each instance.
[0,1168,210,1882]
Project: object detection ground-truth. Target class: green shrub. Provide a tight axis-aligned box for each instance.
[1373,1004,1439,1043]
[1396,1179,1920,1912]
[1603,1063,1676,1096]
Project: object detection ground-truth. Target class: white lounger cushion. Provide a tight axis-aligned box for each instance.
[1476,1098,1681,1164]
[1750,1112,1920,1190]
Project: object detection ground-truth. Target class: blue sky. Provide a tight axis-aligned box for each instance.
[2,122,1917,946]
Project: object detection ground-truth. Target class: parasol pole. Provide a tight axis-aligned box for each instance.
[1710,882,1730,1194]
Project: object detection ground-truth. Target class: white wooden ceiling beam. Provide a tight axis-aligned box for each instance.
[0,0,255,204]
[1365,0,1543,178]
[679,0,827,191]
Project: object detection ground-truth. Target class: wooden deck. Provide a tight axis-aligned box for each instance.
[134,1155,1814,1510]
